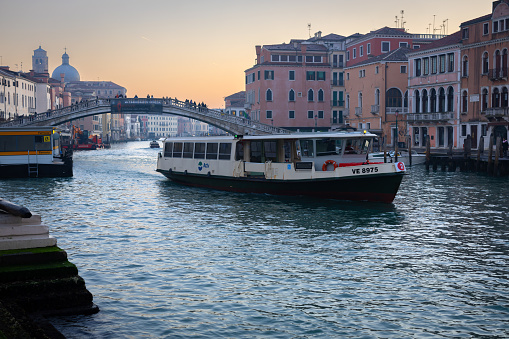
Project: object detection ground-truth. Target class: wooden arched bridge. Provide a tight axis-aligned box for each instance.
[0,98,289,135]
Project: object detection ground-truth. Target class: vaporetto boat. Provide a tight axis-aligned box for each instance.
[156,131,406,203]
[0,127,73,178]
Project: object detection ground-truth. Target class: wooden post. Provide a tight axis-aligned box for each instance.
[448,143,454,172]
[476,136,483,171]
[0,198,32,218]
[487,133,494,174]
[407,136,412,166]
[425,135,431,170]
[494,136,501,177]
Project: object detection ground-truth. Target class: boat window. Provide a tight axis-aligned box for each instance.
[219,143,232,160]
[361,138,371,154]
[250,141,262,162]
[299,140,314,157]
[164,142,173,157]
[0,135,17,151]
[316,138,340,156]
[284,141,293,161]
[235,142,244,160]
[264,141,277,162]
[194,143,205,159]
[344,139,359,154]
[173,142,183,158]
[183,142,194,158]
[35,135,52,151]
[206,143,218,159]
[18,135,35,151]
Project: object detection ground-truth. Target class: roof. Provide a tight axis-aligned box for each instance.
[407,31,462,54]
[225,91,245,100]
[460,13,491,27]
[346,47,410,68]
[264,43,327,52]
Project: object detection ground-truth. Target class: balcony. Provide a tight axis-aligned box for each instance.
[371,104,379,114]
[386,107,408,114]
[484,107,509,118]
[343,109,349,117]
[331,100,345,107]
[488,68,508,81]
[331,80,344,87]
[355,107,362,116]
[407,112,455,122]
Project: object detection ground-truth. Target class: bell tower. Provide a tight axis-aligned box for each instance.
[32,46,48,73]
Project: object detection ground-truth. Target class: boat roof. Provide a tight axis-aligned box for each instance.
[163,131,377,142]
[0,126,59,132]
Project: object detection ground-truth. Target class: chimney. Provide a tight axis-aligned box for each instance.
[255,45,261,64]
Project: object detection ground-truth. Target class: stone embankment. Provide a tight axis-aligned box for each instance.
[0,198,98,338]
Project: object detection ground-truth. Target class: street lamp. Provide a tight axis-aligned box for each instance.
[395,110,399,162]
[315,114,318,130]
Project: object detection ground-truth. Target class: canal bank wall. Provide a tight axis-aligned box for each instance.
[0,199,98,338]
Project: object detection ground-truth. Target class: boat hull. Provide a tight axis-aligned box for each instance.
[0,162,73,178]
[157,169,404,203]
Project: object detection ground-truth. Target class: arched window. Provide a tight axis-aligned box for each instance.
[318,89,324,102]
[308,89,314,102]
[495,50,501,73]
[482,52,489,74]
[493,88,500,107]
[503,87,509,107]
[289,89,295,101]
[385,88,402,107]
[375,89,380,105]
[482,88,489,111]
[447,87,454,112]
[358,92,363,108]
[346,94,350,109]
[430,88,437,113]
[462,90,468,113]
[414,90,420,113]
[438,88,446,113]
[266,89,272,101]
[462,55,468,77]
[422,89,428,113]
[503,49,508,77]
[404,91,408,108]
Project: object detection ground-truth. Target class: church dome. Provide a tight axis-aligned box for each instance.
[52,51,80,82]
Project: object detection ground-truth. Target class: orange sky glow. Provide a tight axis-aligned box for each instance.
[1,0,491,108]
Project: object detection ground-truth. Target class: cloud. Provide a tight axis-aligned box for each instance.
[141,36,155,43]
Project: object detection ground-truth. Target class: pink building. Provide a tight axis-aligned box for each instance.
[245,42,332,131]
[406,31,463,150]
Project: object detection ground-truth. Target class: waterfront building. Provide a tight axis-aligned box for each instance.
[224,91,247,117]
[147,114,178,138]
[344,47,410,146]
[244,40,331,131]
[0,67,37,120]
[406,32,463,150]
[459,0,509,149]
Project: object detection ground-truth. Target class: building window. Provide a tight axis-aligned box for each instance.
[289,89,295,101]
[462,90,468,113]
[462,56,469,77]
[399,42,408,48]
[431,56,438,74]
[381,41,390,53]
[266,89,273,101]
[494,21,499,33]
[318,110,324,119]
[482,88,489,111]
[289,110,295,119]
[462,28,469,40]
[423,57,429,75]
[346,72,349,80]
[448,53,455,72]
[360,45,364,57]
[306,71,315,80]
[308,89,314,101]
[400,65,407,73]
[317,72,326,81]
[483,22,489,35]
[289,70,295,81]
[353,48,357,59]
[461,125,467,136]
[307,110,314,119]
[375,66,379,74]
[346,50,350,61]
[439,55,446,73]
[415,59,421,76]
[367,43,371,55]
[482,52,489,74]
[266,110,273,119]
[318,89,324,102]
[264,70,274,80]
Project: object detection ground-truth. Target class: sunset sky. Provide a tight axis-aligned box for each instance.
[2,0,491,108]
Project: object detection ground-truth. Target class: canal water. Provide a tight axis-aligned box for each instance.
[1,141,508,338]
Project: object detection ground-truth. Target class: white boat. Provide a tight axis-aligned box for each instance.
[0,127,73,178]
[156,131,406,203]
[150,140,160,148]
[369,150,426,165]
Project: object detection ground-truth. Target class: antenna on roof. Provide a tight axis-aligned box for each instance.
[308,23,311,38]
[400,10,405,30]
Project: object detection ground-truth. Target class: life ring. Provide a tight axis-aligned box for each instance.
[322,160,338,171]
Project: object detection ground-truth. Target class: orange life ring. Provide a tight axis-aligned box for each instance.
[322,160,338,171]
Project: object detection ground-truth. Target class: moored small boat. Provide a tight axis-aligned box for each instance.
[369,150,426,165]
[156,131,406,203]
[150,140,160,148]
